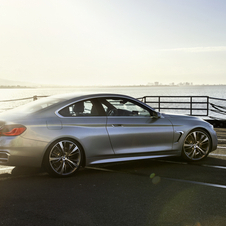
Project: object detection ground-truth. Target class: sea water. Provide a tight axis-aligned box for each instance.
[0,85,225,118]
[0,85,226,100]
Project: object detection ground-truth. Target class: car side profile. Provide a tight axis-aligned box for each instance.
[0,93,218,177]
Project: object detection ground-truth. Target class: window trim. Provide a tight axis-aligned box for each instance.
[98,97,154,117]
[56,98,106,118]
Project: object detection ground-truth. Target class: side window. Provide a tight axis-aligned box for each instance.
[99,98,150,117]
[58,99,102,117]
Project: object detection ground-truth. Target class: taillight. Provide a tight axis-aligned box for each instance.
[0,124,26,136]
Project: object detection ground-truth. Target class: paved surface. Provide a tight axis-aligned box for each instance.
[0,128,225,226]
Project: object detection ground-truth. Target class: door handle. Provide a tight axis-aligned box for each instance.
[112,124,123,127]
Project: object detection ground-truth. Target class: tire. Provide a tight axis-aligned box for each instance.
[182,129,211,161]
[44,138,83,177]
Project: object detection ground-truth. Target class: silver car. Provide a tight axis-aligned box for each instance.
[0,93,218,177]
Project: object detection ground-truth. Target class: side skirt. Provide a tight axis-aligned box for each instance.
[87,151,180,165]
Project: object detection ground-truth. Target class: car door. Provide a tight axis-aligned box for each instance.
[99,97,174,155]
[57,98,114,160]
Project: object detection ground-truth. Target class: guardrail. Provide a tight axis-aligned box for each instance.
[138,96,226,120]
[0,95,226,121]
[139,96,209,116]
[0,95,48,112]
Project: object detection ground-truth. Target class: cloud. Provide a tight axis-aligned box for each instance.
[160,46,226,53]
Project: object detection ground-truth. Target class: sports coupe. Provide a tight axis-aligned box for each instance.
[0,93,218,177]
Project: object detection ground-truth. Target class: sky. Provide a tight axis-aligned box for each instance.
[1,0,226,86]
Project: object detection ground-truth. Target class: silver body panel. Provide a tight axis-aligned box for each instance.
[0,93,218,168]
[106,116,173,154]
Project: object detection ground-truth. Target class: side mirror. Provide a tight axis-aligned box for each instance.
[152,111,161,119]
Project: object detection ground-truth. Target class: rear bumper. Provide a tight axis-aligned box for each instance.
[0,136,48,167]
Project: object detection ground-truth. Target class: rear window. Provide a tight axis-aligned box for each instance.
[7,97,62,114]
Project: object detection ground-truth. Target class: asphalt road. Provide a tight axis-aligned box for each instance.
[0,128,226,226]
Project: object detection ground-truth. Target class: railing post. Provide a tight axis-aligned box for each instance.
[190,97,193,115]
[207,96,209,116]
[158,97,161,112]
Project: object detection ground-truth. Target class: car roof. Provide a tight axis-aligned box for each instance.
[49,92,136,102]
[47,92,150,111]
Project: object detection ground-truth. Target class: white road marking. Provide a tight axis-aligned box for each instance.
[155,159,187,165]
[87,165,226,189]
[209,153,226,157]
[165,178,226,189]
[85,166,118,173]
[201,164,226,170]
[155,158,226,170]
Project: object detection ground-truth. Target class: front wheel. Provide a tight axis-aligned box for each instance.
[182,129,211,161]
[44,139,83,177]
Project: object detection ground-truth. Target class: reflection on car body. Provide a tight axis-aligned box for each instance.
[0,93,218,177]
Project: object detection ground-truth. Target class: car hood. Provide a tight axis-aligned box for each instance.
[162,113,203,121]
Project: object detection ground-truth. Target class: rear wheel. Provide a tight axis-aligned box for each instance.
[44,139,82,177]
[182,129,211,161]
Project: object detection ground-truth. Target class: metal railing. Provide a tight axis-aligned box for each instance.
[0,95,48,112]
[139,96,226,120]
[0,95,226,120]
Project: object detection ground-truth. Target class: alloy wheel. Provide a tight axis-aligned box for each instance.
[183,130,211,161]
[48,139,82,176]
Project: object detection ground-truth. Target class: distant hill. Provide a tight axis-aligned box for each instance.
[0,78,39,87]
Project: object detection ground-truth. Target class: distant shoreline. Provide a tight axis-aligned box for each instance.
[0,86,34,89]
[0,84,226,89]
